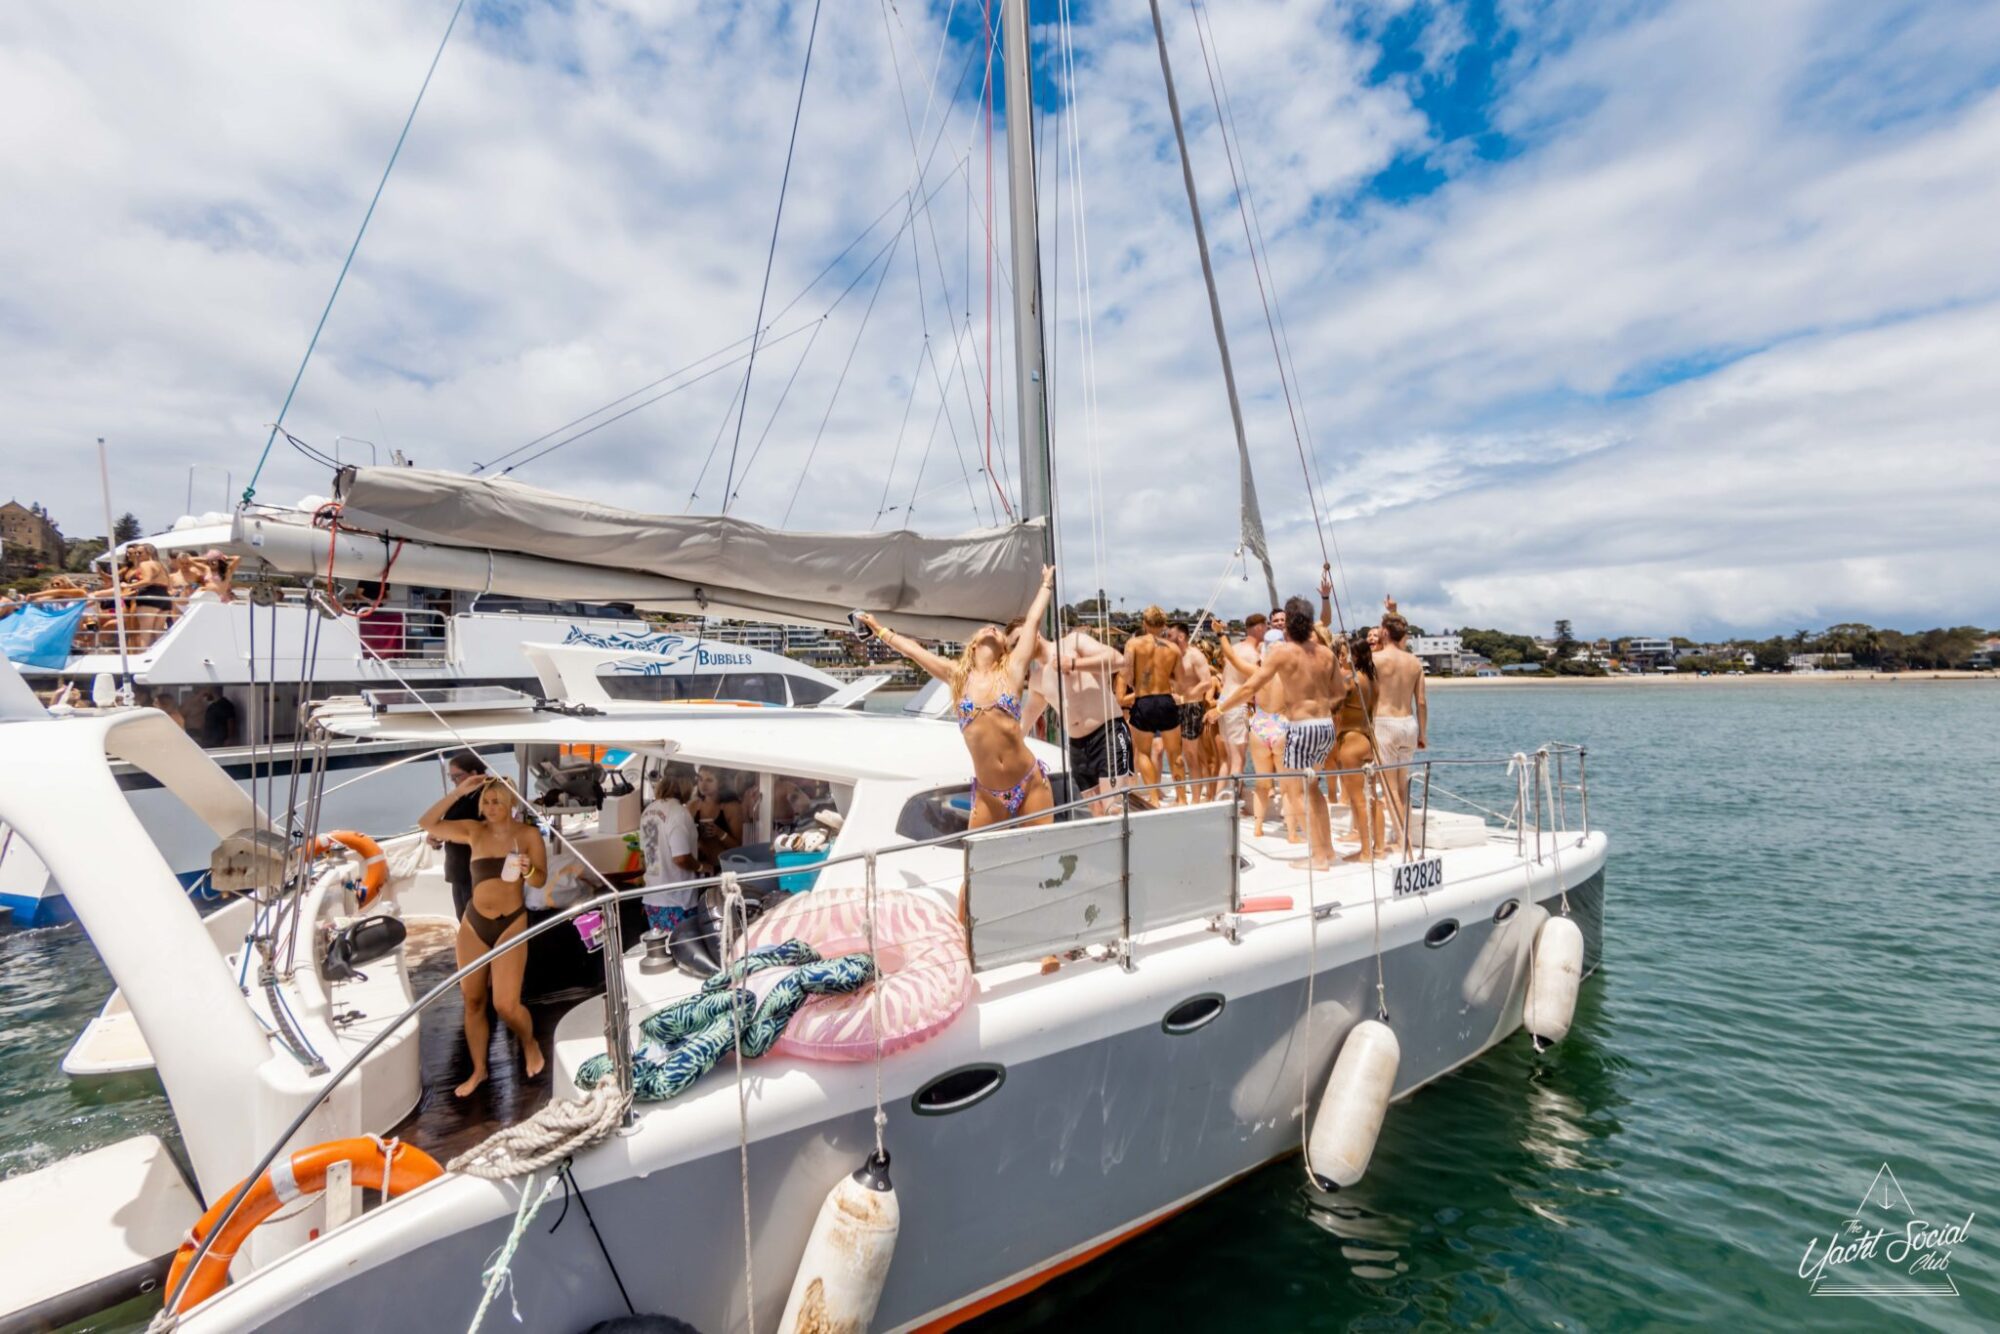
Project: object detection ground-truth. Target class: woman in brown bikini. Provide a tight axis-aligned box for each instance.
[420,775,548,1095]
[1334,633,1383,862]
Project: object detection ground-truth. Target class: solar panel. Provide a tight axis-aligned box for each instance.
[362,686,538,716]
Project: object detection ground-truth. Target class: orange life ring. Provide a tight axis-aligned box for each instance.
[165,1137,443,1313]
[309,830,388,907]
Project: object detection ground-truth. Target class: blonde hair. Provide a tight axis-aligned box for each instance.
[950,625,1009,703]
[1142,605,1166,630]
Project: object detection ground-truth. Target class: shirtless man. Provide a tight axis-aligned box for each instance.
[1214,613,1258,802]
[1372,611,1428,856]
[1216,596,1345,870]
[1222,612,1295,838]
[1033,627,1132,815]
[1169,623,1215,804]
[1123,606,1185,799]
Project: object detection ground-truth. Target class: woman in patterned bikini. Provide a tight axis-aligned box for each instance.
[860,565,1058,835]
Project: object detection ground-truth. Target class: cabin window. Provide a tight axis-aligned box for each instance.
[786,677,834,706]
[597,672,790,705]
[895,786,972,842]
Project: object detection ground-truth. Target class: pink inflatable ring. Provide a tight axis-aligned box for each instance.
[744,887,972,1062]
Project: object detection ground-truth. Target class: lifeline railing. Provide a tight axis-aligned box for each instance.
[157,742,1588,1322]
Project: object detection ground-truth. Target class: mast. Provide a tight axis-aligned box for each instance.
[1001,0,1053,543]
[1146,0,1280,609]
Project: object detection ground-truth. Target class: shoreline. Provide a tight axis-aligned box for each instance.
[1428,670,1995,686]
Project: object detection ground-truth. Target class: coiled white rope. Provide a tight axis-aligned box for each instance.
[447,1083,631,1180]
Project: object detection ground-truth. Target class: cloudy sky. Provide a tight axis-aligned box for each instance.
[4,0,1996,639]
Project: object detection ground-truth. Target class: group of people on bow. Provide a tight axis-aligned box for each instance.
[863,564,1430,874]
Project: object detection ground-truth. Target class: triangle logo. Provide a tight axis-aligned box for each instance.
[1799,1163,1973,1298]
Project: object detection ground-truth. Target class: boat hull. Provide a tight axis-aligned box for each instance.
[186,855,1606,1333]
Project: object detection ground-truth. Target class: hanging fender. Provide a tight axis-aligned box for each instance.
[165,1138,443,1313]
[309,830,389,907]
[1523,914,1585,1050]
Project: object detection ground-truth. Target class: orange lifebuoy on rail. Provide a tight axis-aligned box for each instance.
[165,1137,444,1313]
[309,830,389,907]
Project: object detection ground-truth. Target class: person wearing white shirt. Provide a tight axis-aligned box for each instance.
[638,767,702,933]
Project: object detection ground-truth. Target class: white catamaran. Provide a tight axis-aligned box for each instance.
[0,3,1609,1330]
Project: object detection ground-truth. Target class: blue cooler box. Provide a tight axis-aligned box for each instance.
[775,849,829,892]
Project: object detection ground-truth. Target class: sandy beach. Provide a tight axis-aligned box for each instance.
[1430,670,1994,686]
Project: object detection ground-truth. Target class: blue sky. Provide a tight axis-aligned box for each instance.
[2,0,1997,639]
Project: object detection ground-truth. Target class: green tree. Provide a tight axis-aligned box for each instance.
[63,536,108,572]
[1755,640,1790,672]
[112,512,143,544]
[1553,619,1576,661]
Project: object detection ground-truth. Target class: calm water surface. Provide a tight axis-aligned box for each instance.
[4,682,1995,1331]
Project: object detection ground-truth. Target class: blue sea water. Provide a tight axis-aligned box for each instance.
[3,681,1995,1331]
[971,680,2000,1332]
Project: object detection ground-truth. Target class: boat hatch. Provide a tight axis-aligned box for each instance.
[361,685,539,716]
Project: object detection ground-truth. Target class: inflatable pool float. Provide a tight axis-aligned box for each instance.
[744,887,971,1061]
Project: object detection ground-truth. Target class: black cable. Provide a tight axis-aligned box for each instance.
[721,0,825,515]
[553,1160,637,1316]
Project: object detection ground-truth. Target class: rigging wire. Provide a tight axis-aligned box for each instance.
[721,0,825,517]
[781,218,910,526]
[725,317,825,510]
[1186,0,1329,572]
[1190,0,1352,610]
[520,316,824,482]
[243,0,467,505]
[879,0,1014,522]
[872,342,933,529]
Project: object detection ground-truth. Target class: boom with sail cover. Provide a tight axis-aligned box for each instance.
[331,466,1044,639]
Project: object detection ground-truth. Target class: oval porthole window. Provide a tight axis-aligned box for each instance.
[1493,899,1520,923]
[911,1064,1006,1116]
[1162,993,1226,1035]
[1424,919,1460,948]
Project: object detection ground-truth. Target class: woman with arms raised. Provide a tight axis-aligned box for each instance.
[860,565,1058,833]
[420,775,549,1095]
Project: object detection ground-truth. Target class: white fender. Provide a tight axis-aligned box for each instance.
[1523,914,1585,1050]
[780,1152,900,1334]
[1306,1019,1400,1190]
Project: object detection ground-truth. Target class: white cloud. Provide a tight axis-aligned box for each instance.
[1,0,1995,638]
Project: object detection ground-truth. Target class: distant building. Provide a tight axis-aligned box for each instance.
[1787,652,1854,671]
[1625,636,1673,669]
[0,500,62,576]
[1410,632,1463,675]
[1970,638,2000,670]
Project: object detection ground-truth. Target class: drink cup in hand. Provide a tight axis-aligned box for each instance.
[502,851,525,883]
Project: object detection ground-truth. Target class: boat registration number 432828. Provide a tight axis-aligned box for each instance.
[1392,857,1443,897]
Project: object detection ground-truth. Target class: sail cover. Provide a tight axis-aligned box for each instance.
[334,467,1045,639]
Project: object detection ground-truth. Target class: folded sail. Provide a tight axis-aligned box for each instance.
[333,467,1045,639]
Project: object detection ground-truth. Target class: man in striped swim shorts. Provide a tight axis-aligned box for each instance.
[1213,595,1347,871]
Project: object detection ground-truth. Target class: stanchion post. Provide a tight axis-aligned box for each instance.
[598,890,635,1124]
